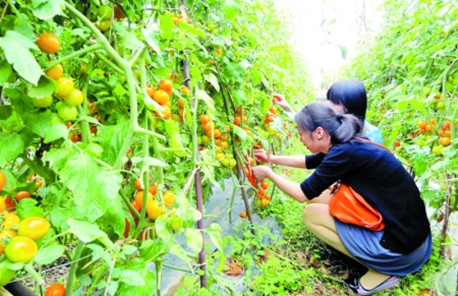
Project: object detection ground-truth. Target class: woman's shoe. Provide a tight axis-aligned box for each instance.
[356,276,399,295]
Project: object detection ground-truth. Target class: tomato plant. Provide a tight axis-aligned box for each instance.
[0,0,309,294]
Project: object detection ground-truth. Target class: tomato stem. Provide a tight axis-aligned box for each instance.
[24,264,44,285]
[44,44,103,71]
[65,240,85,296]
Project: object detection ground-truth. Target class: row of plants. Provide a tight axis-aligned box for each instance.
[349,0,457,252]
[0,0,311,295]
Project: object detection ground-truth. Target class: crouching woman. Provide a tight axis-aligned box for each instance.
[251,103,432,295]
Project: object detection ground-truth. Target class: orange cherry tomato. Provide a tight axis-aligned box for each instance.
[36,33,60,54]
[16,191,31,201]
[158,79,173,95]
[45,283,66,296]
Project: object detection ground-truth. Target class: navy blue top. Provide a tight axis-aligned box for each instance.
[300,139,430,254]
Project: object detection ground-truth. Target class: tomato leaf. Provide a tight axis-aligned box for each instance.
[34,244,66,265]
[0,132,25,166]
[98,122,130,164]
[204,73,220,91]
[31,0,62,20]
[142,27,162,59]
[23,111,67,143]
[139,239,170,262]
[0,31,42,85]
[0,60,13,85]
[119,269,145,286]
[185,228,203,254]
[27,76,56,98]
[68,219,114,248]
[164,120,187,157]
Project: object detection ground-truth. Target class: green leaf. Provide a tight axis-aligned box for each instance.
[16,198,43,219]
[34,245,66,265]
[119,270,145,286]
[130,156,168,168]
[0,105,13,120]
[142,27,162,58]
[185,228,203,254]
[178,22,205,37]
[0,132,25,166]
[196,90,215,117]
[98,121,130,164]
[139,239,170,262]
[23,111,67,142]
[222,0,239,21]
[164,120,187,157]
[31,0,63,20]
[204,73,220,92]
[0,60,13,85]
[0,31,42,85]
[27,76,56,98]
[67,219,113,248]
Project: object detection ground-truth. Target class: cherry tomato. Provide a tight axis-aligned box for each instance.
[152,89,170,105]
[0,171,6,191]
[2,213,20,230]
[169,216,183,231]
[134,191,153,208]
[18,217,50,241]
[31,95,53,108]
[63,89,84,106]
[98,19,112,32]
[98,5,113,20]
[56,77,74,98]
[158,79,173,95]
[45,283,66,296]
[146,200,164,220]
[0,229,17,255]
[45,63,63,80]
[36,33,60,54]
[57,103,78,121]
[15,191,31,201]
[4,236,38,263]
[162,191,175,207]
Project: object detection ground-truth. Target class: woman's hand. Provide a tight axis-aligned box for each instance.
[251,166,273,181]
[254,149,271,164]
[273,93,293,113]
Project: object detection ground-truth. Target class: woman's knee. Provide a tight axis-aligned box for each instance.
[302,203,322,228]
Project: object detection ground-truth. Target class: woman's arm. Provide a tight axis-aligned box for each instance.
[254,149,306,168]
[251,166,309,203]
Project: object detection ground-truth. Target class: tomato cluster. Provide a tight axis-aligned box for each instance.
[413,118,454,155]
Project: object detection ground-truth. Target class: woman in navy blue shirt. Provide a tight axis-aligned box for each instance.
[251,103,431,295]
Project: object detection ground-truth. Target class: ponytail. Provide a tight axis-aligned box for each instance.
[295,102,362,144]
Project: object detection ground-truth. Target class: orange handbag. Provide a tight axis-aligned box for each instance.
[329,182,385,231]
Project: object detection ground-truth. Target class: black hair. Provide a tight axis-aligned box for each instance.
[295,102,362,144]
[326,79,367,123]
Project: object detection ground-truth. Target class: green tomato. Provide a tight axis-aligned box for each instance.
[98,19,112,32]
[432,146,443,155]
[169,216,184,231]
[31,95,53,108]
[436,101,445,110]
[0,260,15,286]
[56,77,74,98]
[221,158,229,167]
[57,103,78,121]
[64,89,85,106]
[4,236,38,263]
[229,159,237,168]
[98,5,113,20]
